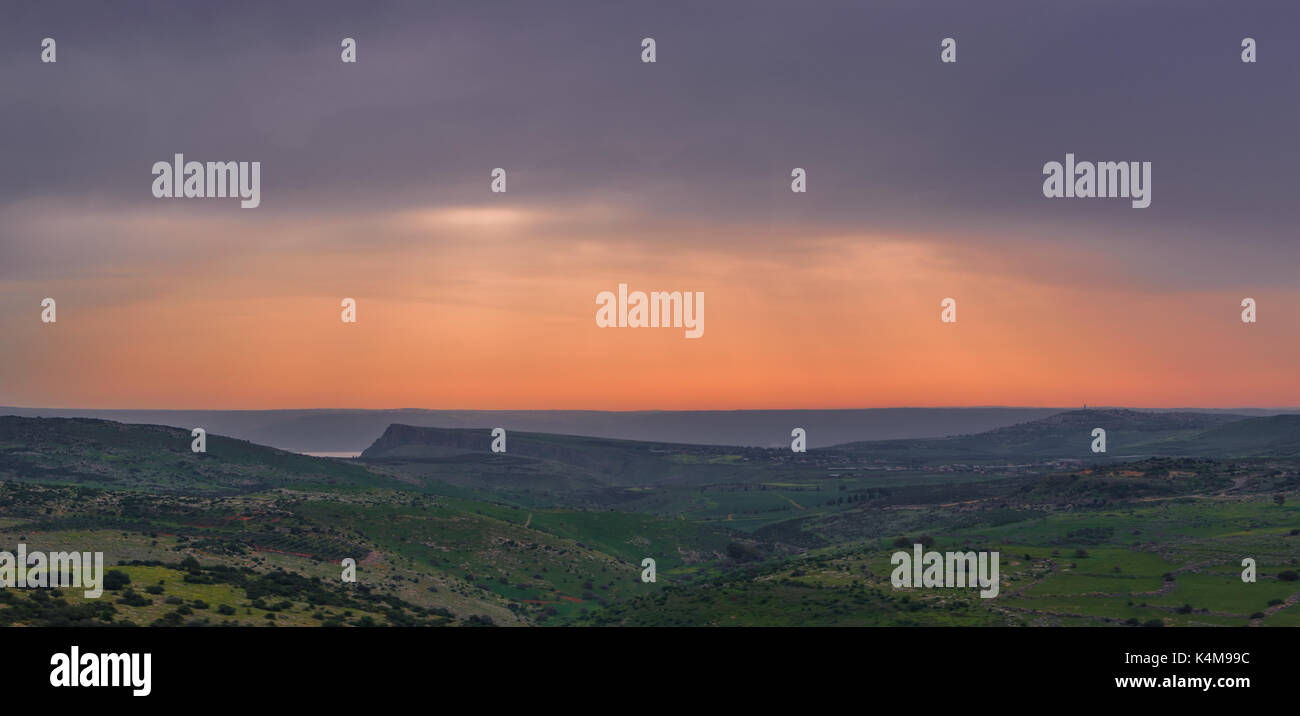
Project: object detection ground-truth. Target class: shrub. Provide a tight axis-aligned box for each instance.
[116,589,151,607]
[103,570,131,591]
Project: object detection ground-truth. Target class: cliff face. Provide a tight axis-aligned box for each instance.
[360,424,490,458]
[360,423,627,470]
[357,424,695,487]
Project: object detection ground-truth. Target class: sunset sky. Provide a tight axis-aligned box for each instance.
[2,0,1298,410]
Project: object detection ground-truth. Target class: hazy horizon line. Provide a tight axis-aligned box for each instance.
[6,405,1299,413]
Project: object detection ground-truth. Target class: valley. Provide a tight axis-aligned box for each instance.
[0,408,1296,627]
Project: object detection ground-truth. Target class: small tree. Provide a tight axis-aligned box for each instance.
[103,570,131,591]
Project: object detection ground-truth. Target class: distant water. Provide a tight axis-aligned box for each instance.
[301,451,361,458]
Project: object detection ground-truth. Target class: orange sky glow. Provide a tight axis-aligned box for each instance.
[4,202,1295,410]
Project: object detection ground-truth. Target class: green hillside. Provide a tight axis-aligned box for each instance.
[1143,414,1300,458]
[830,409,1285,461]
[0,413,1297,628]
[0,416,399,494]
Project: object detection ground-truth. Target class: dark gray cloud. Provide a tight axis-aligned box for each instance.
[2,0,1298,284]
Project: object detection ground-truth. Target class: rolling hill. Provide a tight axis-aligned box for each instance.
[829,409,1295,460]
[359,423,772,493]
[0,416,401,494]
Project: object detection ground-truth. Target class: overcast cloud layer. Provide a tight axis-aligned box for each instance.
[2,1,1297,410]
